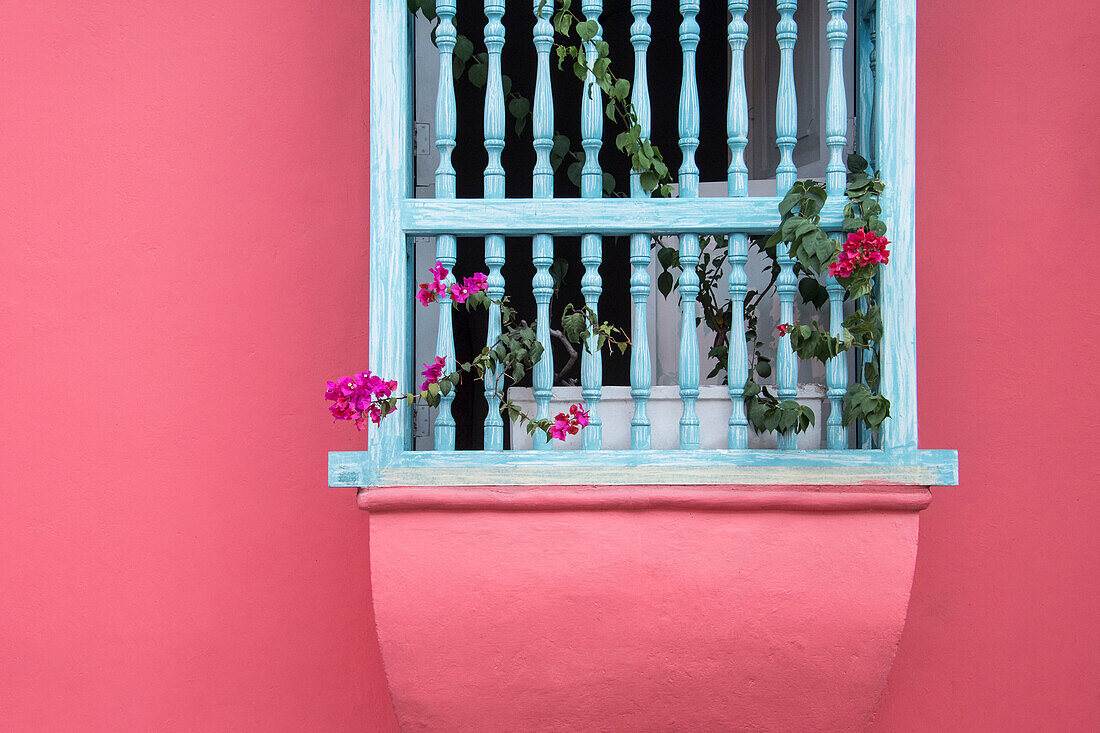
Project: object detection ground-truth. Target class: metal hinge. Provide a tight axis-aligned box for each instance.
[412,403,430,438]
[413,122,431,157]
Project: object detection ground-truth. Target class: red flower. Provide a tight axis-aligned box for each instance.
[829,227,890,278]
[776,323,793,337]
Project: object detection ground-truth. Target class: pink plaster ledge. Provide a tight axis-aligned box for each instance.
[365,483,930,732]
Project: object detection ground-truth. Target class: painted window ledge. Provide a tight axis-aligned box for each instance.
[329,448,958,488]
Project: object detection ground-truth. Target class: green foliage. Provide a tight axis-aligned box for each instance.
[834,154,889,300]
[843,383,890,433]
[743,378,816,435]
[742,155,894,438]
[561,304,630,355]
[765,180,837,275]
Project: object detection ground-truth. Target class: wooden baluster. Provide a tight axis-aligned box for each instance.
[629,0,652,450]
[776,0,799,192]
[677,0,701,450]
[775,0,798,450]
[432,0,459,451]
[726,0,750,450]
[483,0,506,450]
[531,0,555,450]
[825,0,849,450]
[580,0,604,450]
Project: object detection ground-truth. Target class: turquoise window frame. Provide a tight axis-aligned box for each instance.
[329,0,958,489]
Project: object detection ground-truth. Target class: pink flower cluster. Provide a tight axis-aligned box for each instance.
[325,371,399,430]
[829,228,891,279]
[549,404,590,441]
[417,261,490,306]
[420,356,447,391]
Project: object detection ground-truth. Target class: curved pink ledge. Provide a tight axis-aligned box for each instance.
[366,484,930,732]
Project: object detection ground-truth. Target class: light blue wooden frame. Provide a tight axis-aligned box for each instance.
[332,0,957,489]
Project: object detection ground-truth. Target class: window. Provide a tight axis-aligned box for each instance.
[329,0,957,488]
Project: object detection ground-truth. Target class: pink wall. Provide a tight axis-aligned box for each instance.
[1,1,1095,731]
[875,1,1100,729]
[0,2,397,730]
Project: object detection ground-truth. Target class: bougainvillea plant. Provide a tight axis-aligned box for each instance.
[743,154,893,437]
[652,154,893,438]
[326,261,627,442]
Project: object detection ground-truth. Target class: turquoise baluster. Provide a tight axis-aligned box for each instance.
[825,0,849,450]
[433,0,458,451]
[629,0,652,450]
[775,0,798,450]
[531,0,555,450]
[483,0,506,450]
[677,0,701,450]
[580,0,603,450]
[726,0,749,450]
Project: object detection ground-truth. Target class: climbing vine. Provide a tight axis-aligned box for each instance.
[408,0,674,197]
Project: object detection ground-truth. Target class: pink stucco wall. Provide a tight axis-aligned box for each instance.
[1,1,1096,731]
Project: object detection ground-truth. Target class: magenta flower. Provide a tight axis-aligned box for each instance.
[549,416,570,441]
[547,404,590,440]
[337,376,360,397]
[416,283,437,306]
[829,228,890,278]
[429,261,448,282]
[464,272,489,292]
[420,356,447,391]
[327,369,401,431]
[329,396,357,421]
[450,282,472,304]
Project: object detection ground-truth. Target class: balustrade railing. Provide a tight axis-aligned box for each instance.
[421,0,879,453]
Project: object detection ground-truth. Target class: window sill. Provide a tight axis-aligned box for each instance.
[329,448,958,489]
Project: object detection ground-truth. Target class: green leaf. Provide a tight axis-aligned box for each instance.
[454,34,474,62]
[657,246,679,269]
[508,97,530,120]
[657,270,674,298]
[576,19,598,41]
[553,11,572,36]
[567,160,583,187]
[798,277,828,309]
[468,62,487,88]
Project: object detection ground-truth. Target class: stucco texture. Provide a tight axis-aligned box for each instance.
[1,1,1097,731]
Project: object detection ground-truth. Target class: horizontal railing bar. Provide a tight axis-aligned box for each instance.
[330,448,960,488]
[401,198,847,236]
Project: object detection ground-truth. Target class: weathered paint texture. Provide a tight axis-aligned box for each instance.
[2,0,1098,731]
